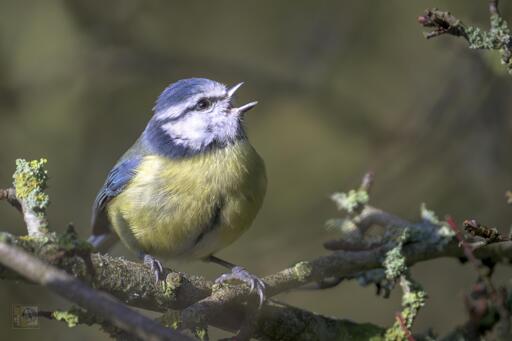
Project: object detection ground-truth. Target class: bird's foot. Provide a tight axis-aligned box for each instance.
[143,254,164,284]
[215,266,266,307]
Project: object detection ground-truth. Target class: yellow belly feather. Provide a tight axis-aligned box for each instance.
[107,141,266,260]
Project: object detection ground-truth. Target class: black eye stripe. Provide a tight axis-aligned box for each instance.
[196,96,224,106]
[159,95,227,124]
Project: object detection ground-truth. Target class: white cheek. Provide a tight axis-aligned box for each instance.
[211,113,239,142]
[162,115,212,149]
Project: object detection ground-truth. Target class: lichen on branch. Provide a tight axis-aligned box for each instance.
[12,158,50,236]
[418,1,512,74]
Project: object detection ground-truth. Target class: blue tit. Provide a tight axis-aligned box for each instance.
[89,78,267,299]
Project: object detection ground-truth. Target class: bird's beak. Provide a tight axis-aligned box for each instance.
[228,82,244,98]
[236,101,258,114]
[228,82,257,114]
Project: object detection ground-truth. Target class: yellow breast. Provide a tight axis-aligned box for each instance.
[107,141,267,260]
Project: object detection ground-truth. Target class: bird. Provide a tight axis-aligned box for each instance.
[89,78,267,302]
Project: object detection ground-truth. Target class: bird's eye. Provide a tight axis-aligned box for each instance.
[196,98,212,111]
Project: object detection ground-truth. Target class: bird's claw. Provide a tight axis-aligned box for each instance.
[143,254,164,284]
[215,266,266,307]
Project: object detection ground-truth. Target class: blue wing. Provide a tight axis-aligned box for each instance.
[91,156,141,236]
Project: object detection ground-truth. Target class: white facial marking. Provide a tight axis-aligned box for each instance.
[162,114,210,150]
[152,81,251,151]
[155,93,202,121]
[155,86,227,121]
[161,97,242,151]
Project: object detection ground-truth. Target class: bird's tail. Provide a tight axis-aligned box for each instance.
[88,233,119,254]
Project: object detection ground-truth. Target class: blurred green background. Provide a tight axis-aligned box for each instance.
[1,0,512,340]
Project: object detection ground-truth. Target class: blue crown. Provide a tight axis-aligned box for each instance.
[154,78,221,113]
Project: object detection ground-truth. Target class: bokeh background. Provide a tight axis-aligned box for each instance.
[1,0,512,340]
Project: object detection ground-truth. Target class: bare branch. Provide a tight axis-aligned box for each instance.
[0,187,22,212]
[489,0,499,16]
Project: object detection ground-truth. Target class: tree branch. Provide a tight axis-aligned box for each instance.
[11,159,50,236]
[1,222,511,339]
[3,160,512,340]
[0,239,192,341]
[418,0,512,74]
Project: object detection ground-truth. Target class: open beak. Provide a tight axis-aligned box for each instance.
[228,82,258,114]
[228,82,244,98]
[237,101,258,114]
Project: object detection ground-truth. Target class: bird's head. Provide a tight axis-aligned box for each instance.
[143,78,257,158]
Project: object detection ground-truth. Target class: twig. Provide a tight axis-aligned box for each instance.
[447,216,497,291]
[11,159,50,236]
[3,158,512,339]
[395,313,416,341]
[463,219,505,242]
[2,223,512,338]
[446,216,479,266]
[505,190,512,205]
[359,171,374,193]
[0,187,22,212]
[418,1,512,74]
[417,9,468,40]
[0,241,192,341]
[489,0,499,16]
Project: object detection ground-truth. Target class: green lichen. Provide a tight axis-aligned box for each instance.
[401,280,427,327]
[331,189,369,214]
[162,272,182,300]
[466,15,509,50]
[382,228,428,340]
[325,218,358,233]
[13,158,49,211]
[325,218,363,245]
[0,232,13,244]
[159,310,182,330]
[384,277,427,341]
[294,261,313,282]
[466,26,497,49]
[12,158,50,235]
[464,13,512,73]
[56,225,93,254]
[179,309,209,341]
[52,310,80,328]
[192,326,209,341]
[420,203,440,225]
[383,229,409,280]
